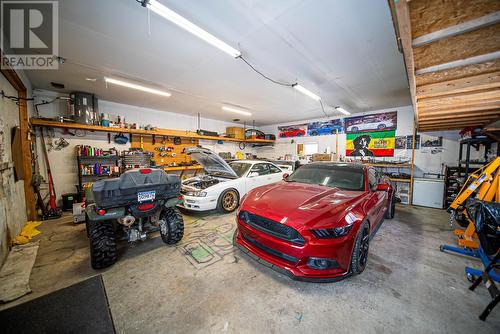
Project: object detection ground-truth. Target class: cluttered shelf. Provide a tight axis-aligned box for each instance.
[162,165,203,171]
[30,119,275,144]
[363,163,412,168]
[389,178,411,183]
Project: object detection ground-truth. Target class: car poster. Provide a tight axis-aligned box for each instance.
[420,134,442,148]
[307,119,344,136]
[278,124,308,138]
[395,134,420,150]
[346,130,395,157]
[395,136,407,149]
[344,111,397,134]
[406,134,420,149]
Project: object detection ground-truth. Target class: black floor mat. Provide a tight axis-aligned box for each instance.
[0,275,115,334]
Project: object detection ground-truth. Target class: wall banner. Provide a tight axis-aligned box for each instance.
[346,130,395,157]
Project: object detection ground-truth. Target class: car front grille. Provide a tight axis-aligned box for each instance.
[243,234,299,264]
[239,211,304,245]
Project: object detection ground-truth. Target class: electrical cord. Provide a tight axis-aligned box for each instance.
[319,100,328,118]
[237,55,296,87]
[1,90,35,105]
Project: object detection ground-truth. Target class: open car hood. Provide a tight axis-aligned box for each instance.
[185,147,238,178]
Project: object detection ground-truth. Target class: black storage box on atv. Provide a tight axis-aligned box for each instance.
[92,169,180,209]
[86,168,185,270]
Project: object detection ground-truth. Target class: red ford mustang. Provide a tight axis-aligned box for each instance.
[234,162,395,282]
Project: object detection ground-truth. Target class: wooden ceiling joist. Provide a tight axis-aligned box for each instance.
[419,101,500,114]
[419,111,500,121]
[416,71,500,99]
[412,11,500,47]
[415,50,500,75]
[418,122,484,131]
[418,89,500,108]
[392,0,500,132]
[415,59,500,86]
[420,116,495,125]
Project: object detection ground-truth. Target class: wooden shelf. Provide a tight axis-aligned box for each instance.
[364,163,412,168]
[31,119,275,144]
[389,178,411,183]
[162,165,203,171]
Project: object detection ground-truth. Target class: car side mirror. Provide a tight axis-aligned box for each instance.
[248,172,259,178]
[376,184,391,191]
[282,173,289,180]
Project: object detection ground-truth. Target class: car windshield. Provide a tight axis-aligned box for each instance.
[286,164,365,191]
[229,162,251,177]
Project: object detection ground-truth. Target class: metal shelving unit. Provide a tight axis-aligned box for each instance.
[77,155,120,193]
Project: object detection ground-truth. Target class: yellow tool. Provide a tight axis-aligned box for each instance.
[450,157,500,249]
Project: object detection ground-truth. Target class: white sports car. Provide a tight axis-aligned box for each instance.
[180,147,288,213]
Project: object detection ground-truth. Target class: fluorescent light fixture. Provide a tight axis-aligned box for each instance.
[292,84,321,101]
[145,0,241,58]
[335,106,351,115]
[104,77,171,97]
[222,106,252,116]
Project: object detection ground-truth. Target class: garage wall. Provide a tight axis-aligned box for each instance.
[33,90,246,200]
[256,105,481,177]
[0,71,33,266]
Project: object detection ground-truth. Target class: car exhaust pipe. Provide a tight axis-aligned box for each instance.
[118,215,135,227]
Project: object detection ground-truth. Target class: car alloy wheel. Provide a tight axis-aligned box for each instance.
[351,126,358,132]
[377,124,386,129]
[358,226,370,269]
[222,190,238,212]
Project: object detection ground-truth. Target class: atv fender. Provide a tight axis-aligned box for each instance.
[86,204,125,222]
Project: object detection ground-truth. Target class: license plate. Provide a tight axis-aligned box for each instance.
[138,190,155,202]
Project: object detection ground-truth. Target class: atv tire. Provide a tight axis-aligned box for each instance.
[89,220,117,269]
[159,207,184,244]
[350,221,370,275]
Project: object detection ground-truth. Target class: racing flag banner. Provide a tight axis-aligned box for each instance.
[346,130,395,157]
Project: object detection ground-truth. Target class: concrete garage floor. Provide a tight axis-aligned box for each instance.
[1,205,499,333]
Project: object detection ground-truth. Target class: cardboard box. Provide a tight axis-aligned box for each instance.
[73,202,86,224]
[226,127,245,140]
[312,154,332,162]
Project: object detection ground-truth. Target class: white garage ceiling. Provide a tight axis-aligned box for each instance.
[25,0,411,125]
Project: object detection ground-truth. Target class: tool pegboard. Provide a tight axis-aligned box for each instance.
[130,134,199,167]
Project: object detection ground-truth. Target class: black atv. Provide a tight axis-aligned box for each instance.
[85,168,184,269]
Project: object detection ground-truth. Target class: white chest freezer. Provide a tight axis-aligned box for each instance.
[412,178,445,209]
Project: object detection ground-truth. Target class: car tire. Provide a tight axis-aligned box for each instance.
[217,189,240,213]
[159,207,184,244]
[351,126,358,132]
[296,132,303,137]
[311,131,318,136]
[377,124,386,129]
[350,221,370,275]
[89,220,117,270]
[385,194,396,219]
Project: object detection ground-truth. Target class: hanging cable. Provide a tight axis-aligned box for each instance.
[319,100,328,118]
[1,90,35,105]
[237,55,296,87]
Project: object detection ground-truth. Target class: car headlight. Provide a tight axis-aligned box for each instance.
[311,225,353,238]
[185,191,207,197]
